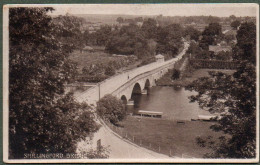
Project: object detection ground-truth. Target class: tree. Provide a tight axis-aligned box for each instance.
[156,24,184,57]
[215,51,232,61]
[116,17,124,23]
[186,21,256,158]
[184,26,201,41]
[224,34,235,44]
[9,7,99,158]
[95,25,112,46]
[105,24,147,56]
[52,14,86,52]
[141,18,158,39]
[229,15,236,21]
[172,69,180,80]
[83,30,90,46]
[134,17,143,22]
[202,22,222,36]
[230,20,241,30]
[97,95,126,125]
[233,22,256,64]
[200,22,222,49]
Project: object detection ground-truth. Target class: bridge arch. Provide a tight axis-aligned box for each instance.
[144,79,151,94]
[131,83,142,96]
[145,79,150,88]
[130,83,142,108]
[120,95,127,104]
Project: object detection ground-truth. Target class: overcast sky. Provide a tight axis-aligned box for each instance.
[9,3,258,17]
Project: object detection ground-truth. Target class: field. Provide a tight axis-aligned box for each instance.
[69,50,139,74]
[118,116,225,158]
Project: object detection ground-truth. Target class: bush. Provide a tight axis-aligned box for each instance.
[105,65,116,76]
[172,69,181,80]
[137,56,156,67]
[97,95,126,125]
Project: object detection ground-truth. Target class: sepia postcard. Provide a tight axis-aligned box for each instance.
[2,3,259,163]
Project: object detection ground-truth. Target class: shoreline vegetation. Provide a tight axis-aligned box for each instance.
[156,65,236,87]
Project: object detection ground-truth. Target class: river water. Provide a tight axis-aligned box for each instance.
[131,86,212,121]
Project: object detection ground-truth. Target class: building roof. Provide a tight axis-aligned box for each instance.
[155,54,164,58]
[224,29,237,36]
[209,45,232,53]
[83,46,94,51]
[138,110,163,115]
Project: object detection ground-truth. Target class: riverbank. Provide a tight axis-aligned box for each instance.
[118,116,224,158]
[156,68,235,87]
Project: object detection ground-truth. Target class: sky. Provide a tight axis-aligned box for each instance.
[48,3,258,17]
[7,3,258,17]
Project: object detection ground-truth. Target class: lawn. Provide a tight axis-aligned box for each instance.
[118,116,225,158]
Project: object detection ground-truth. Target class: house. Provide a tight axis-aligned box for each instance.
[209,45,232,54]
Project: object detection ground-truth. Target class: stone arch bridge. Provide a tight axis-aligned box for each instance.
[75,42,189,106]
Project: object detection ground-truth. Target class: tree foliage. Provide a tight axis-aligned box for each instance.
[233,22,256,64]
[116,17,124,23]
[97,95,126,125]
[171,69,181,80]
[105,19,184,59]
[156,24,184,57]
[200,23,222,50]
[105,24,151,57]
[52,14,86,52]
[141,18,158,39]
[186,22,256,158]
[184,26,201,41]
[230,20,241,30]
[9,7,99,158]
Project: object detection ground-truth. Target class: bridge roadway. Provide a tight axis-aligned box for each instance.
[75,41,189,105]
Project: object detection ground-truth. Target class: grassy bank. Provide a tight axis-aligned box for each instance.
[156,68,235,87]
[118,116,224,158]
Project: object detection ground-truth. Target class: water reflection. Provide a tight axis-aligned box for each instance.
[128,86,211,121]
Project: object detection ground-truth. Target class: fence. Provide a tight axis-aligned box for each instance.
[190,59,238,70]
[100,118,187,158]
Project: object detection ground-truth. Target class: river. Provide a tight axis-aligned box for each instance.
[131,86,212,121]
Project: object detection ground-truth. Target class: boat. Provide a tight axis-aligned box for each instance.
[136,110,163,118]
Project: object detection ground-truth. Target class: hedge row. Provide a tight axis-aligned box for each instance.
[190,59,237,69]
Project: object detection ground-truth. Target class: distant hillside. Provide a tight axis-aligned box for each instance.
[73,14,153,24]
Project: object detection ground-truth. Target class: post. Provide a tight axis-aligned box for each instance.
[159,145,160,152]
[133,136,135,141]
[170,149,172,157]
[98,83,101,100]
[97,139,101,153]
[140,140,142,145]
